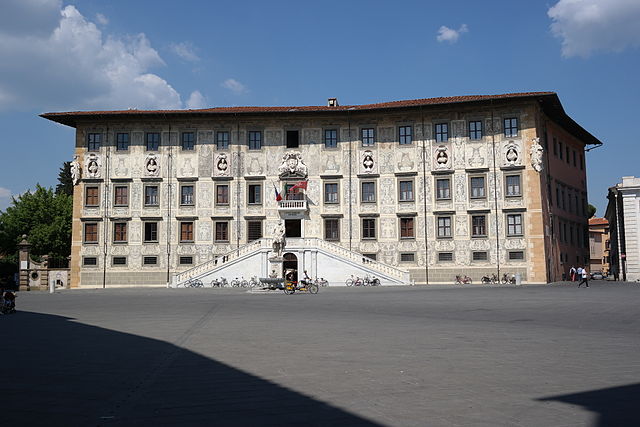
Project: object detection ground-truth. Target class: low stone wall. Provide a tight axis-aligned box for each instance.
[409,267,529,285]
[80,272,168,287]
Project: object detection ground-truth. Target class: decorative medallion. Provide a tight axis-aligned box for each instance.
[144,154,160,177]
[278,151,308,178]
[434,145,450,169]
[214,153,230,176]
[362,150,375,173]
[85,153,101,178]
[504,141,519,166]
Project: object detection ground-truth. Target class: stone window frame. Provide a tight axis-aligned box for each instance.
[143,221,159,243]
[111,256,127,267]
[82,256,98,267]
[506,213,524,237]
[363,253,377,261]
[508,250,526,262]
[113,222,128,243]
[324,218,340,241]
[145,131,161,152]
[87,132,102,151]
[360,180,377,204]
[247,220,263,242]
[470,214,488,238]
[469,174,487,200]
[399,252,415,263]
[361,217,377,240]
[143,256,158,266]
[503,117,518,138]
[214,221,229,243]
[285,128,301,149]
[437,252,454,263]
[85,185,100,207]
[436,215,453,239]
[143,184,160,207]
[323,128,339,149]
[247,182,262,205]
[472,251,488,262]
[215,184,230,206]
[180,221,195,243]
[323,181,340,205]
[468,120,483,140]
[179,256,194,265]
[398,178,415,202]
[360,127,375,147]
[248,130,263,150]
[113,184,129,207]
[115,132,130,151]
[398,124,413,145]
[83,222,99,244]
[181,130,197,151]
[399,216,415,240]
[179,183,195,206]
[216,130,230,150]
[504,173,522,198]
[435,177,452,201]
[434,122,449,142]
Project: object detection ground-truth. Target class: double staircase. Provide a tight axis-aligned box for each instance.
[171,238,410,287]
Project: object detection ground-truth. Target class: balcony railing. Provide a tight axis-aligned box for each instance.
[278,199,307,211]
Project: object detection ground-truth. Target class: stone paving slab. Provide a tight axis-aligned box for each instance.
[1,281,639,426]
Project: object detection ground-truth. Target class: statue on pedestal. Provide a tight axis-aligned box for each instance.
[70,155,81,185]
[271,221,286,258]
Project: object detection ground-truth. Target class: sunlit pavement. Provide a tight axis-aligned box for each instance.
[3,281,639,426]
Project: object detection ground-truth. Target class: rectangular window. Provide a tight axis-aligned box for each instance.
[324,218,340,241]
[324,129,338,148]
[566,146,570,164]
[112,256,127,266]
[248,131,262,150]
[144,185,159,207]
[507,213,523,236]
[216,185,229,205]
[361,181,376,203]
[504,118,518,137]
[87,133,102,151]
[363,253,377,261]
[143,256,158,266]
[114,186,128,206]
[438,252,453,262]
[400,217,414,239]
[471,215,487,237]
[362,218,376,239]
[286,130,299,148]
[144,222,158,242]
[435,123,448,142]
[215,222,229,242]
[399,181,414,202]
[580,154,584,170]
[146,132,160,151]
[437,216,452,238]
[216,131,229,149]
[400,253,415,262]
[84,223,98,243]
[505,175,521,197]
[85,186,99,207]
[116,133,129,151]
[247,220,262,242]
[361,128,375,147]
[573,150,577,167]
[399,125,412,145]
[553,137,558,156]
[470,176,486,199]
[83,257,97,266]
[180,185,194,206]
[472,251,488,261]
[248,184,262,205]
[508,251,525,261]
[113,222,127,243]
[180,222,194,242]
[179,256,193,265]
[469,120,482,140]
[181,132,195,150]
[436,178,451,200]
[324,183,338,204]
[559,141,563,160]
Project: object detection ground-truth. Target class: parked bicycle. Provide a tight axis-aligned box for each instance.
[501,273,516,285]
[210,277,228,288]
[248,276,260,288]
[314,277,329,287]
[345,275,364,286]
[183,278,204,288]
[481,274,498,284]
[363,274,380,286]
[455,274,472,285]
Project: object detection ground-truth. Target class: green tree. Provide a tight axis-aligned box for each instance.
[0,185,72,265]
[587,204,597,218]
[56,161,73,196]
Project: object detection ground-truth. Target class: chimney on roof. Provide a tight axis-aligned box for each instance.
[327,98,339,107]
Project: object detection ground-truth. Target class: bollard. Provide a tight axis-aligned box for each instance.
[49,279,55,294]
[515,273,522,286]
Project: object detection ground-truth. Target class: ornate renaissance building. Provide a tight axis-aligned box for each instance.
[42,92,601,287]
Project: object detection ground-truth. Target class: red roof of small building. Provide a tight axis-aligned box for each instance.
[589,217,609,226]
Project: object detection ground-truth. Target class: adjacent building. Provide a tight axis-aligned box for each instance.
[605,176,640,281]
[588,217,610,275]
[41,92,601,287]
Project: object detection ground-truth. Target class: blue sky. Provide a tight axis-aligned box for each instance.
[1,0,639,216]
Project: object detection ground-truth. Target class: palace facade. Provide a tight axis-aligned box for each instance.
[42,92,601,287]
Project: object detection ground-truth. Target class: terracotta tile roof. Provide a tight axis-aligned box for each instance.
[589,217,608,226]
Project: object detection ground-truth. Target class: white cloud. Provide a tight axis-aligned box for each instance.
[548,0,640,57]
[95,13,108,26]
[185,90,207,109]
[0,0,201,111]
[169,41,200,62]
[0,187,11,198]
[436,24,468,43]
[0,187,11,211]
[222,78,248,94]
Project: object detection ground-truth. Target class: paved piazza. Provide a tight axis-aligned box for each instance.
[3,282,639,426]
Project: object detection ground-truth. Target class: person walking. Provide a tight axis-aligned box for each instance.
[569,266,577,281]
[577,266,589,288]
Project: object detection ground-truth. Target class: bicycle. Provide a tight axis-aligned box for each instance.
[283,280,319,295]
[248,276,260,288]
[363,274,380,286]
[454,275,472,285]
[345,275,364,286]
[501,273,516,285]
[314,277,329,287]
[481,274,498,284]
[183,278,204,288]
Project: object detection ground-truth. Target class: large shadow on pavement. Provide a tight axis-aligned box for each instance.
[538,383,640,426]
[0,311,379,426]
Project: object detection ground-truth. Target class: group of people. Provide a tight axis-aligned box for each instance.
[569,266,590,288]
[1,289,16,314]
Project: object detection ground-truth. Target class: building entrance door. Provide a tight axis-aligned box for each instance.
[285,219,301,238]
[283,252,298,282]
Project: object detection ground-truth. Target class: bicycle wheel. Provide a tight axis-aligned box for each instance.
[309,284,319,294]
[194,279,204,288]
[345,279,353,286]
[284,286,294,295]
